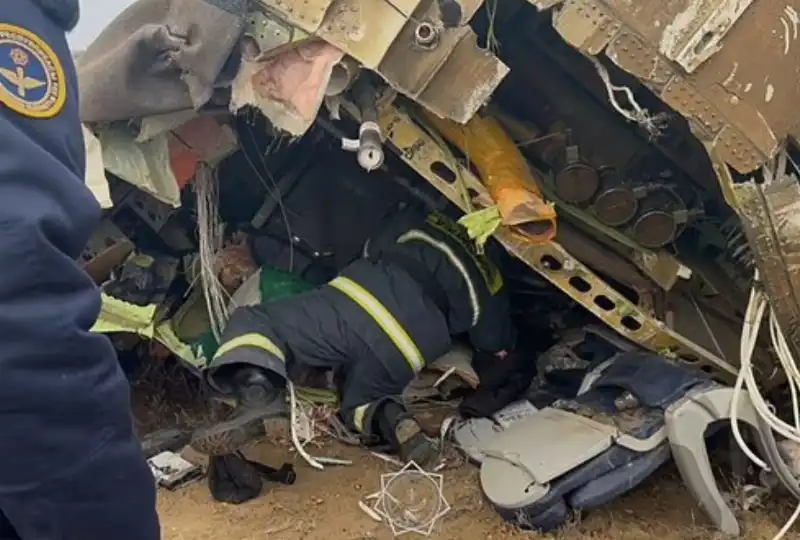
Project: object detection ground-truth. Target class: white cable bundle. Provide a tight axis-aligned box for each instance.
[733,278,800,539]
[587,55,665,138]
[194,165,230,341]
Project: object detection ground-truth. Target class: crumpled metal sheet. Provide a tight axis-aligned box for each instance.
[263,0,508,125]
[657,0,755,74]
[733,162,800,370]
[532,0,800,175]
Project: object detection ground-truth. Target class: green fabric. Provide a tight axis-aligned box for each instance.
[189,267,314,363]
[258,266,315,302]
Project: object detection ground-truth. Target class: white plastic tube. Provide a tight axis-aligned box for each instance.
[732,272,800,539]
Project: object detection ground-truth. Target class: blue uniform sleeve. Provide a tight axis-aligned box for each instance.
[0,3,159,538]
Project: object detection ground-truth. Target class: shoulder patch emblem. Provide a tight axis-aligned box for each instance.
[0,24,66,119]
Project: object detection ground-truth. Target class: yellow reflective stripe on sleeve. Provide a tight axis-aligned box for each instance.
[353,404,370,433]
[329,276,425,373]
[213,332,285,362]
[398,229,480,327]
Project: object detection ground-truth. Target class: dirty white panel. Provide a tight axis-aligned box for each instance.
[99,125,182,208]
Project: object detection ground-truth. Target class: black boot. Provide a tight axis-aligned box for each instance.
[379,402,439,467]
[232,366,282,409]
[192,367,286,456]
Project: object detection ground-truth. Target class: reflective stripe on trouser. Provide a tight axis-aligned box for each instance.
[338,353,415,437]
[343,396,405,437]
[329,276,424,373]
[213,332,286,363]
[353,404,370,433]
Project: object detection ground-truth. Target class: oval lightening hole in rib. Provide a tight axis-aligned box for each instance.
[430,161,456,184]
[594,295,615,311]
[621,316,642,331]
[568,276,591,293]
[540,255,563,271]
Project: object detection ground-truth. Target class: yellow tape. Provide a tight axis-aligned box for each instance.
[91,293,157,337]
[153,322,204,368]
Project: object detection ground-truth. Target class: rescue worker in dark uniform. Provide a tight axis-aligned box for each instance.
[205,204,517,464]
[0,2,159,539]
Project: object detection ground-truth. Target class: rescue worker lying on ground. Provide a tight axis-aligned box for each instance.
[204,204,518,465]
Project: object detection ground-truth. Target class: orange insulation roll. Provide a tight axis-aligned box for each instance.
[425,112,557,244]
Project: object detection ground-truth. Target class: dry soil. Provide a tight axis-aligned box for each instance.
[136,362,800,540]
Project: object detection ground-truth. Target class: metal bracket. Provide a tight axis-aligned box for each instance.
[379,102,738,382]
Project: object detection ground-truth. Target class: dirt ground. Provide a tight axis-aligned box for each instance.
[157,442,800,540]
[136,363,800,540]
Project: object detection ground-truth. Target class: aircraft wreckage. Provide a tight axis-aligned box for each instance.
[77,0,800,535]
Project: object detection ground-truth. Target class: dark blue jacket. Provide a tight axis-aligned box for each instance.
[365,204,517,353]
[0,2,159,538]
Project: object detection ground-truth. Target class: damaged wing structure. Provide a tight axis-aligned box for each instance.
[77,0,800,536]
